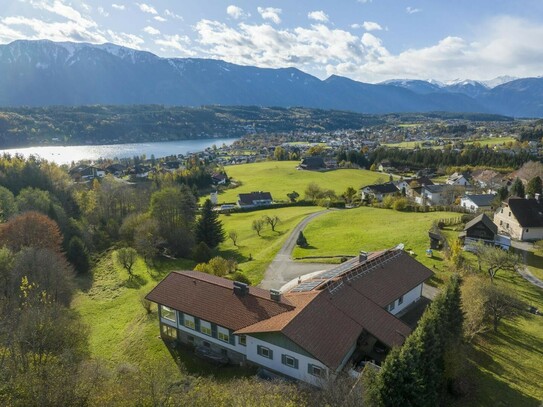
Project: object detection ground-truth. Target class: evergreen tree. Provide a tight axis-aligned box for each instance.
[526,176,543,198]
[296,231,308,247]
[66,236,91,275]
[195,199,225,249]
[510,177,525,198]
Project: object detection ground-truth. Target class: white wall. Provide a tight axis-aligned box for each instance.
[159,308,248,355]
[245,335,331,387]
[520,227,543,241]
[388,284,423,315]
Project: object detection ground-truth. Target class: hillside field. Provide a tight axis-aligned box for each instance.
[215,161,387,204]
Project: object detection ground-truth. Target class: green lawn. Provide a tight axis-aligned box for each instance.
[291,207,457,280]
[464,136,517,147]
[217,206,323,283]
[453,271,543,407]
[215,161,387,204]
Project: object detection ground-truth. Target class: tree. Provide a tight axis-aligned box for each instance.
[192,241,213,263]
[0,211,63,253]
[462,276,523,335]
[117,248,138,278]
[195,199,225,249]
[475,242,519,283]
[134,218,163,266]
[296,231,308,248]
[66,236,91,275]
[264,215,280,232]
[228,230,239,247]
[0,186,17,222]
[526,176,542,198]
[342,187,357,205]
[150,186,196,257]
[273,146,288,161]
[510,177,525,198]
[252,219,265,236]
[304,182,322,202]
[286,191,299,203]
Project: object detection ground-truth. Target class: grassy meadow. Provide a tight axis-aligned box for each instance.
[214,161,387,204]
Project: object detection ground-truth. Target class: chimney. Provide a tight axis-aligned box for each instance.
[270,289,282,301]
[359,251,368,263]
[233,281,249,297]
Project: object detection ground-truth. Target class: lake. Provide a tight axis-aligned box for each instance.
[0,138,238,165]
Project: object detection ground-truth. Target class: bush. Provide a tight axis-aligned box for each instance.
[296,231,308,248]
[392,197,409,211]
[231,272,251,285]
[192,241,213,263]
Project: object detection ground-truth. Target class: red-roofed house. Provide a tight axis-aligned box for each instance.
[146,248,433,387]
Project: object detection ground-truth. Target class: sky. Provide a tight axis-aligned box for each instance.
[2,0,543,83]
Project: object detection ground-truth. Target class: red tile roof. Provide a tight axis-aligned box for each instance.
[145,271,294,331]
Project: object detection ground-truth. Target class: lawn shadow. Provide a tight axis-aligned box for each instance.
[217,248,250,264]
[123,274,147,289]
[75,271,94,293]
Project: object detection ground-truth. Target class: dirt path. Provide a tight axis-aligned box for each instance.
[258,209,337,290]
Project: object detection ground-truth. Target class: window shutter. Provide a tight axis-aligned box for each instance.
[211,323,217,338]
[294,358,299,369]
[257,345,262,355]
[281,354,286,364]
[269,349,273,359]
[229,331,235,345]
[195,318,200,331]
[308,364,312,374]
[177,311,183,326]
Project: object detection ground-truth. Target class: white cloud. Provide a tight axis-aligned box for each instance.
[308,10,328,23]
[361,21,382,31]
[105,30,144,49]
[357,0,372,3]
[97,7,109,17]
[143,26,160,35]
[137,3,157,15]
[154,16,166,22]
[111,4,125,11]
[257,7,281,24]
[164,9,183,20]
[155,34,194,56]
[226,5,248,20]
[406,7,421,14]
[29,0,96,28]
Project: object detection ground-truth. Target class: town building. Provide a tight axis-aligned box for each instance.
[460,194,495,213]
[146,248,433,387]
[446,172,470,186]
[494,197,543,241]
[237,191,273,208]
[360,183,398,202]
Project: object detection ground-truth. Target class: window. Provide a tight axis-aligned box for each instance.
[238,335,247,346]
[508,211,511,217]
[161,305,176,322]
[161,324,177,339]
[500,220,503,226]
[257,345,273,359]
[281,354,299,369]
[218,326,229,343]
[398,295,404,305]
[184,315,195,330]
[388,301,396,311]
[526,228,530,233]
[308,364,325,378]
[200,320,212,336]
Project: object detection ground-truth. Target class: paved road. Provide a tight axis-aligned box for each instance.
[259,209,337,290]
[518,266,543,289]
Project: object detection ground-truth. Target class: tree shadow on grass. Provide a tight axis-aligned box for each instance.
[123,274,147,289]
[75,272,94,293]
[217,248,250,264]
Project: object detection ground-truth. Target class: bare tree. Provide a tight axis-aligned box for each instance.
[228,230,239,247]
[475,242,519,283]
[264,215,280,232]
[117,247,138,278]
[252,219,264,237]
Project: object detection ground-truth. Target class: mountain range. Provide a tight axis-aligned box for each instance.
[0,40,542,118]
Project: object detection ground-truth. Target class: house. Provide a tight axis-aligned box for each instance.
[494,197,543,241]
[461,213,510,250]
[471,169,503,192]
[146,248,433,387]
[211,173,228,185]
[105,163,126,177]
[163,161,182,172]
[69,165,105,181]
[299,157,326,171]
[460,194,496,213]
[415,184,449,206]
[395,177,433,197]
[377,160,396,173]
[361,183,398,202]
[446,172,470,186]
[237,191,273,208]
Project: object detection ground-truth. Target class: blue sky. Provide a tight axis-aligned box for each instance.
[2,1,543,83]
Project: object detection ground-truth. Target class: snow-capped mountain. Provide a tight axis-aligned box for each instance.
[0,40,542,117]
